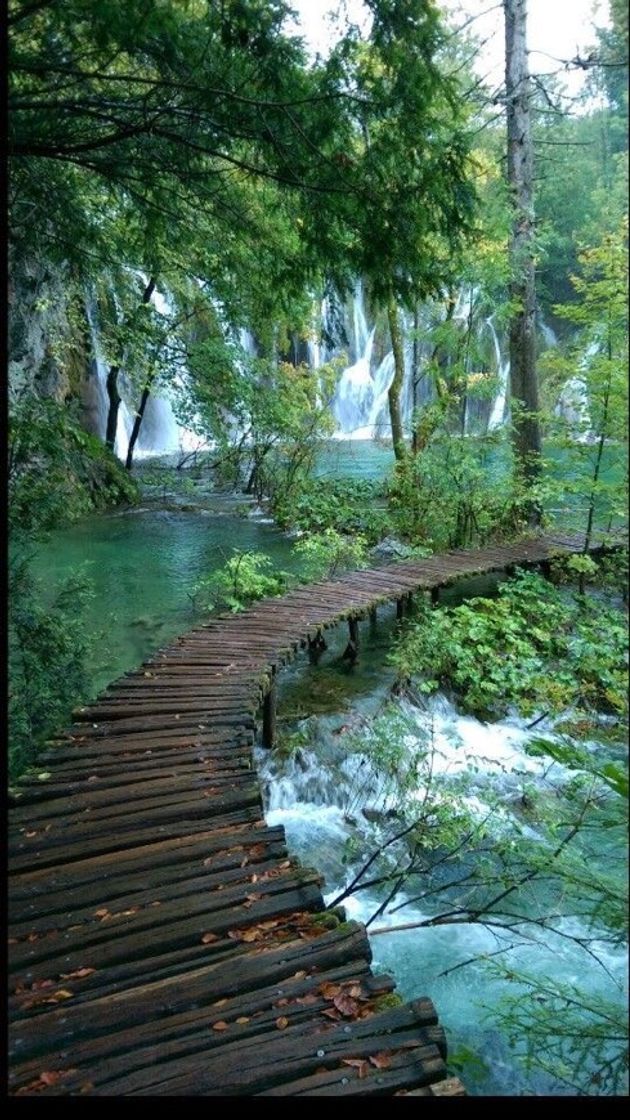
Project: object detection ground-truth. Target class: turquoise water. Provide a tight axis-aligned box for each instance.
[32,501,299,699]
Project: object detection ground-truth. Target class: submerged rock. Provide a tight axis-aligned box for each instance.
[370,536,413,560]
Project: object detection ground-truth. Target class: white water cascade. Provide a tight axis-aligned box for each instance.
[486,316,510,431]
[84,287,205,462]
[257,687,628,1095]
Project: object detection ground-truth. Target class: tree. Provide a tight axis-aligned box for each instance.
[503,0,542,514]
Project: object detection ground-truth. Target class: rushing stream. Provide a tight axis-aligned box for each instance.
[30,443,627,1096]
[257,611,628,1096]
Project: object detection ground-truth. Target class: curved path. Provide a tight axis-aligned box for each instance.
[8,531,615,1096]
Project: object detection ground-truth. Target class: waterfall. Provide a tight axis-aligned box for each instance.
[486,316,510,432]
[555,376,594,442]
[85,284,205,461]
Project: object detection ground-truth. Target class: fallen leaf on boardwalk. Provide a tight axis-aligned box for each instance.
[40,1070,71,1086]
[293,970,307,980]
[240,928,262,942]
[17,1069,78,1094]
[201,932,219,944]
[342,1059,370,1079]
[369,1053,392,1070]
[94,908,109,920]
[246,893,262,903]
[25,831,37,838]
[212,1021,229,1032]
[275,1017,289,1030]
[296,994,318,1006]
[333,993,359,1017]
[319,983,342,1000]
[60,968,95,981]
[348,984,363,999]
[212,998,228,1007]
[321,1008,342,1021]
[275,998,289,1007]
[27,933,40,943]
[235,1016,250,1024]
[279,860,291,869]
[240,857,249,868]
[31,979,55,992]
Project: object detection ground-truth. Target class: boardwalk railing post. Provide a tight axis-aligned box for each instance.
[262,673,277,749]
[431,586,440,607]
[369,607,377,631]
[396,598,404,620]
[343,616,359,663]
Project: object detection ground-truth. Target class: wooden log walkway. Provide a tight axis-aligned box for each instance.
[7,531,621,1096]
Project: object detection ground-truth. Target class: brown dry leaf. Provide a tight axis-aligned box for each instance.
[48,989,74,1002]
[201,932,219,944]
[347,984,363,999]
[60,968,95,981]
[94,908,109,920]
[333,993,359,1018]
[25,831,37,838]
[212,998,228,1007]
[293,970,307,980]
[31,979,55,992]
[321,1008,342,1021]
[249,873,258,883]
[27,933,40,943]
[212,1020,229,1032]
[235,1016,250,1025]
[275,1017,289,1030]
[319,982,342,1000]
[275,998,289,1008]
[240,928,262,942]
[369,1052,392,1070]
[296,993,318,1006]
[40,1070,77,1087]
[342,1059,370,1080]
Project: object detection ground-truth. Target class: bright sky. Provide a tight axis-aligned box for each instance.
[292,0,611,99]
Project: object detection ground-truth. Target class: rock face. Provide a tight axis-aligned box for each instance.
[9,255,76,403]
[8,252,109,437]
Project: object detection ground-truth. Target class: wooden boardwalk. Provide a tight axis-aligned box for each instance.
[7,531,619,1096]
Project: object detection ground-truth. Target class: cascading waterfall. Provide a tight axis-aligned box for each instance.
[486,315,510,431]
[326,282,515,440]
[85,284,204,461]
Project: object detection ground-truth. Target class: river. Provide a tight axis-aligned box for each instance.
[29,439,628,1096]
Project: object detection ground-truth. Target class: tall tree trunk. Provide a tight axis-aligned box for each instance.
[504,0,542,522]
[386,294,407,461]
[104,275,157,456]
[125,373,155,470]
[411,303,422,454]
[105,365,121,451]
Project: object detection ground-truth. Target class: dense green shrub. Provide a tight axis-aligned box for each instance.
[9,560,95,782]
[391,571,628,722]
